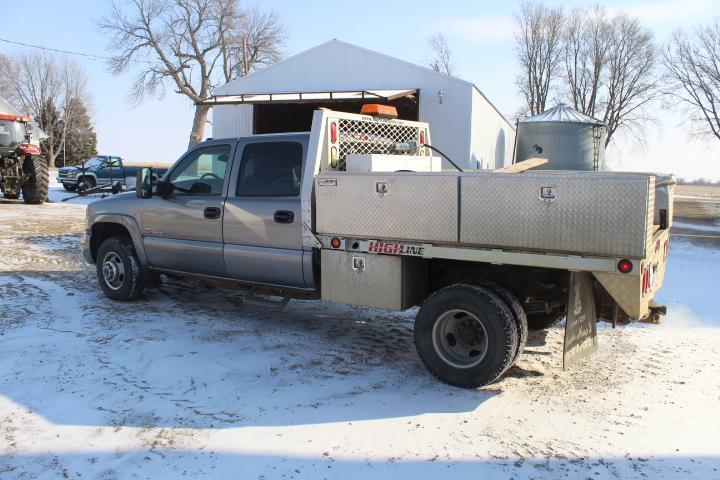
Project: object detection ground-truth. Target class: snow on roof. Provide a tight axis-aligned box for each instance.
[520,103,605,125]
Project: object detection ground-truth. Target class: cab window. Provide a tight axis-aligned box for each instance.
[236,142,303,197]
[169,145,231,195]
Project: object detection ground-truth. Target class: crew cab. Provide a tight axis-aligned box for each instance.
[58,155,168,192]
[82,108,674,388]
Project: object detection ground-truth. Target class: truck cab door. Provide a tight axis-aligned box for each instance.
[223,139,306,288]
[96,157,122,183]
[139,143,233,276]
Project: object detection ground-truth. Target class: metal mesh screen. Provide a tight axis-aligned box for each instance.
[337,119,420,165]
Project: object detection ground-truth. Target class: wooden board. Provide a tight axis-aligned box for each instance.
[494,157,548,173]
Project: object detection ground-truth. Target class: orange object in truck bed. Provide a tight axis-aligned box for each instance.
[360,104,398,118]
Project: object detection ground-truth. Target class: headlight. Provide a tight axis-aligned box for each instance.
[67,171,76,179]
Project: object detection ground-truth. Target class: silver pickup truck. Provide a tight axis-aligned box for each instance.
[83,109,674,388]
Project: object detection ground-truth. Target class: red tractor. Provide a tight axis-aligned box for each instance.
[0,97,48,203]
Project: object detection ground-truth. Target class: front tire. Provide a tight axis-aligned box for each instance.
[414,283,518,388]
[78,176,96,193]
[21,155,49,204]
[96,236,145,301]
[3,191,20,199]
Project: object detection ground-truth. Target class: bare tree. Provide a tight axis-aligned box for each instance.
[514,0,565,116]
[602,15,658,146]
[221,6,285,79]
[98,0,286,148]
[0,54,22,110]
[558,6,657,146]
[563,6,610,118]
[428,33,456,76]
[662,21,720,141]
[3,53,89,165]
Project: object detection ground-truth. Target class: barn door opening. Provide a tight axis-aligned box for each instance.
[252,94,420,134]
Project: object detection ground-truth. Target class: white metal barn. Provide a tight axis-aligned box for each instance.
[209,40,515,170]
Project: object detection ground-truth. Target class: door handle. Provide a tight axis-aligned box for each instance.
[273,210,294,224]
[204,207,221,219]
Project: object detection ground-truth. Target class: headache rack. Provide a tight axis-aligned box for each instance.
[300,109,433,248]
[323,111,431,170]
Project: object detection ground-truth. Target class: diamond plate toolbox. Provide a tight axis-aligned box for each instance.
[459,172,654,258]
[315,172,459,243]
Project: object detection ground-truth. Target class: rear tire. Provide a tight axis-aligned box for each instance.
[414,283,517,388]
[527,307,566,330]
[21,155,49,204]
[468,279,527,366]
[96,236,145,301]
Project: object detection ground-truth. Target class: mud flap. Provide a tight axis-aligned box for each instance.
[563,272,598,369]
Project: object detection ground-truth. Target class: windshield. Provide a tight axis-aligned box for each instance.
[0,120,24,148]
[83,156,106,168]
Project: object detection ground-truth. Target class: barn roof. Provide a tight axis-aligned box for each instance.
[212,40,512,129]
[214,39,474,93]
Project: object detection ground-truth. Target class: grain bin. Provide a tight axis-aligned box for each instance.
[515,103,607,171]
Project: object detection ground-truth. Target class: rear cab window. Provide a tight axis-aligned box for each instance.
[236,142,303,197]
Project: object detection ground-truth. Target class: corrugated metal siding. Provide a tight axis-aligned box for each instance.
[212,104,253,138]
[469,88,515,169]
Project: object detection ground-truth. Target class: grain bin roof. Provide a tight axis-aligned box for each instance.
[520,103,605,125]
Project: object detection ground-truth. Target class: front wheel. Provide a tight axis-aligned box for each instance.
[77,177,96,193]
[414,283,518,388]
[3,190,20,199]
[96,236,145,301]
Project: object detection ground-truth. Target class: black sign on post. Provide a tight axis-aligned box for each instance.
[563,271,599,369]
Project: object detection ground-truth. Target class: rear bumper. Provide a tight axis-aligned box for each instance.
[592,229,671,320]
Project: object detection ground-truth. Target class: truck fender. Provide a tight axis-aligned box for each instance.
[77,172,98,183]
[92,213,148,265]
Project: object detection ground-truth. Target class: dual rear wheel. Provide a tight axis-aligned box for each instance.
[414,282,528,388]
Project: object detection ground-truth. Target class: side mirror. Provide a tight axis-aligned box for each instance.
[136,168,153,199]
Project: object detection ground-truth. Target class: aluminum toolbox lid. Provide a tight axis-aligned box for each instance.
[459,171,654,259]
[315,171,460,244]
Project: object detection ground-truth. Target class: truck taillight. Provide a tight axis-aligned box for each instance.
[617,259,633,273]
[419,130,425,145]
[330,122,338,143]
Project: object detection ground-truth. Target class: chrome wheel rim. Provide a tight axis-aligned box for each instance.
[432,309,488,369]
[101,252,125,291]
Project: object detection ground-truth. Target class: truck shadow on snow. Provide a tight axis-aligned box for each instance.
[3,451,717,479]
[0,271,499,430]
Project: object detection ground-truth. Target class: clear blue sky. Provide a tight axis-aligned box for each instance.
[3,0,720,179]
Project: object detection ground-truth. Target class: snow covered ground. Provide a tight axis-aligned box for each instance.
[1,191,719,479]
